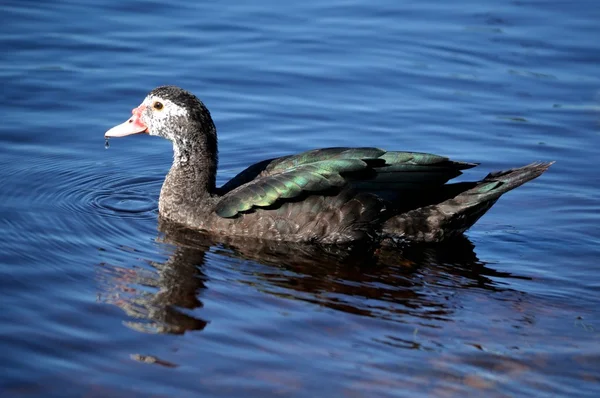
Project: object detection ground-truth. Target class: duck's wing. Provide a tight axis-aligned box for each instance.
[215,147,476,218]
[218,147,383,193]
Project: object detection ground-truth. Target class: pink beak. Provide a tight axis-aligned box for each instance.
[105,105,148,138]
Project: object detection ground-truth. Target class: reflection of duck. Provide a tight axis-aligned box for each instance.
[98,221,527,335]
[105,86,552,243]
[97,235,209,335]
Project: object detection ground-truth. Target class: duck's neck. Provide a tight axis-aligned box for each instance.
[159,125,218,221]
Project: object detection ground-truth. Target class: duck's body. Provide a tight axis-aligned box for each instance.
[106,86,552,244]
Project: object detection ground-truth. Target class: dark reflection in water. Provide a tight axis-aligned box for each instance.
[97,224,210,335]
[99,220,529,336]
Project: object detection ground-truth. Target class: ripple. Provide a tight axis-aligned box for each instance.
[22,160,160,219]
[78,175,160,219]
[1,152,163,256]
[95,193,156,214]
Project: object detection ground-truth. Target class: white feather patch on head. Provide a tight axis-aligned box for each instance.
[143,95,189,139]
[143,95,193,165]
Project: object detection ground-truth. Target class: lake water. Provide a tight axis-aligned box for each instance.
[1,0,599,396]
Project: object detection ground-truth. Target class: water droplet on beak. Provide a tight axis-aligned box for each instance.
[105,138,110,149]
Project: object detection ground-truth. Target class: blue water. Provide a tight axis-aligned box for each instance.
[1,0,599,396]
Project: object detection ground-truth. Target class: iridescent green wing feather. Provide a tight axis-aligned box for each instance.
[216,158,370,217]
[263,147,386,173]
[350,151,476,191]
[219,147,385,194]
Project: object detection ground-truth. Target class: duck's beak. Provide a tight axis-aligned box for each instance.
[105,105,148,138]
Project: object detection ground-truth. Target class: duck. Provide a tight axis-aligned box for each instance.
[105,86,552,244]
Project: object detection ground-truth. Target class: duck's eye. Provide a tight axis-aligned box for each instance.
[153,101,164,111]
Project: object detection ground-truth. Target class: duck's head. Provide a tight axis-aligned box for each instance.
[105,85,216,144]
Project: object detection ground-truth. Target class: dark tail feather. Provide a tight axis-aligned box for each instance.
[457,162,554,204]
[381,162,554,243]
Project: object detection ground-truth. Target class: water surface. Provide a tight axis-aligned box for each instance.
[1,0,599,396]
